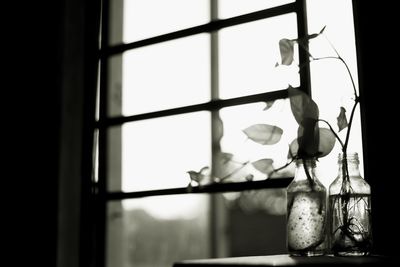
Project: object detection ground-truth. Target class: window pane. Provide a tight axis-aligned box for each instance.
[108,112,211,192]
[107,195,210,267]
[223,189,287,256]
[106,191,287,267]
[306,0,363,187]
[219,0,295,19]
[219,14,299,99]
[119,34,210,117]
[217,100,297,182]
[122,0,210,43]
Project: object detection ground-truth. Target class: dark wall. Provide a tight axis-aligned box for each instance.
[11,1,99,266]
[353,0,397,257]
[7,1,64,267]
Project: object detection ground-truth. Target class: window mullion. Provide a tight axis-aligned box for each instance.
[209,0,230,259]
[103,2,297,56]
[296,0,312,95]
[97,0,111,266]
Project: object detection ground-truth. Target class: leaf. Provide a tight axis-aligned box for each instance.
[293,30,324,60]
[304,100,319,123]
[297,119,319,157]
[288,87,319,126]
[252,159,274,175]
[318,128,336,157]
[306,33,319,40]
[279,38,294,65]
[187,167,209,184]
[199,166,210,175]
[337,107,348,132]
[291,127,336,159]
[220,152,234,164]
[245,174,254,181]
[288,138,299,159]
[187,171,203,183]
[243,124,283,145]
[295,27,324,45]
[263,100,275,111]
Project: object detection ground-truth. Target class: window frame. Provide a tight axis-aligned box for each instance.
[94,0,313,266]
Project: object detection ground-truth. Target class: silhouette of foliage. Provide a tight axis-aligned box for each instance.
[187,26,359,188]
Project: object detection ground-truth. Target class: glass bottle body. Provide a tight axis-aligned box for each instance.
[286,159,327,256]
[329,152,372,256]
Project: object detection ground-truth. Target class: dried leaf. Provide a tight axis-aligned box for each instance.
[243,124,283,145]
[337,107,348,132]
[288,87,319,126]
[279,38,294,65]
[263,100,275,111]
[252,159,274,175]
[319,25,326,34]
[318,128,336,157]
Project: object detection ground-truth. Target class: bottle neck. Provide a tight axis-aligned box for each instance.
[338,153,361,178]
[294,159,317,181]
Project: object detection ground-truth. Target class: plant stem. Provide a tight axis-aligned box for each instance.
[312,56,357,96]
[272,157,295,174]
[322,34,358,97]
[302,158,315,190]
[311,55,359,152]
[343,98,359,152]
[338,57,358,97]
[301,33,369,250]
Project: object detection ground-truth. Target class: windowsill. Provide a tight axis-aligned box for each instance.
[173,254,389,266]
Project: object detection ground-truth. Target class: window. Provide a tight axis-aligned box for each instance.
[94,1,363,266]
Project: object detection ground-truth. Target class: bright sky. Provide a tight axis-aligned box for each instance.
[119,0,362,219]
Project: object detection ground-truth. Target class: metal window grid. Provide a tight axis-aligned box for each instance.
[93,0,311,266]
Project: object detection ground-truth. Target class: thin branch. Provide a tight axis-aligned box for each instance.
[302,158,315,190]
[312,57,358,99]
[312,56,339,62]
[272,157,295,174]
[338,57,358,98]
[322,34,358,96]
[312,55,359,151]
[323,34,341,58]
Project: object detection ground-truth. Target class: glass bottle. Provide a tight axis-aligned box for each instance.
[329,152,372,256]
[286,158,327,256]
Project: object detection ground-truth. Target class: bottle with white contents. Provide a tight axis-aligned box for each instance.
[286,158,327,256]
